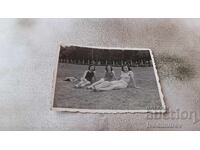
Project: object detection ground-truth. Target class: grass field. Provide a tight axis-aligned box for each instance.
[54,63,162,110]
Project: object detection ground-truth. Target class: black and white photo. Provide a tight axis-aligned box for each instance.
[52,45,165,113]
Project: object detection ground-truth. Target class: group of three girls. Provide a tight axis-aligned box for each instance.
[75,64,138,91]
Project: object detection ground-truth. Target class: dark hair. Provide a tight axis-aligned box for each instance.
[105,65,113,72]
[88,64,95,71]
[121,65,131,72]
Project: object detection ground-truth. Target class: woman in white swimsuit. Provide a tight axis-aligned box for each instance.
[94,65,138,91]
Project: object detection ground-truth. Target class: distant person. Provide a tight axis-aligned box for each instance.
[93,65,139,91]
[75,65,96,88]
[87,65,117,89]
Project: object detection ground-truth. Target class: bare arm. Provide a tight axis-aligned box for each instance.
[93,71,97,81]
[112,71,117,80]
[82,70,88,79]
[129,71,138,88]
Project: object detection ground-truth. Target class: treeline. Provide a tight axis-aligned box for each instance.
[59,46,153,67]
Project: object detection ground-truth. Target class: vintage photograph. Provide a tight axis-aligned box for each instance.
[52,45,165,113]
[1,17,200,130]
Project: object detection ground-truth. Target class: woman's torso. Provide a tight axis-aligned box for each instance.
[120,71,132,83]
[104,71,114,81]
[85,71,94,82]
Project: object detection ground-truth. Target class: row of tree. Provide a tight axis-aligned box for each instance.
[59,46,153,67]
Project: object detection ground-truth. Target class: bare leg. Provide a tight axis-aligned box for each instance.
[80,80,91,87]
[87,78,104,89]
[95,84,116,91]
[95,81,111,89]
[75,78,88,87]
[75,81,83,87]
[95,81,127,91]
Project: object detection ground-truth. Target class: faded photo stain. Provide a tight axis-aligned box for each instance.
[155,54,196,81]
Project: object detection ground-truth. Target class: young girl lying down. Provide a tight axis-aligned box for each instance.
[87,65,117,89]
[75,65,96,88]
[93,65,139,91]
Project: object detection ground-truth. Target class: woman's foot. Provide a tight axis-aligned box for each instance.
[87,85,93,89]
[134,86,140,89]
[93,86,98,92]
[74,84,81,88]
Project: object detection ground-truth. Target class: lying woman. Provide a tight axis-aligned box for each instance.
[75,65,96,88]
[93,65,139,91]
[87,65,117,89]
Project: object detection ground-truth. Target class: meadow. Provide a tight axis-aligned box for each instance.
[54,63,162,110]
